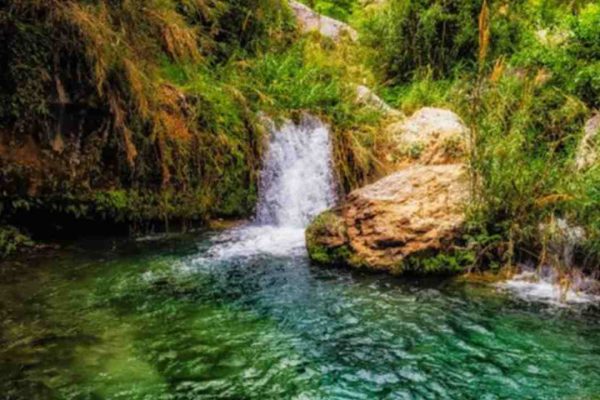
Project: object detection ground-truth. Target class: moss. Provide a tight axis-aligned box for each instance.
[0,0,287,237]
[306,210,353,266]
[397,248,477,276]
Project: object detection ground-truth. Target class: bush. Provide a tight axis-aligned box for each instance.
[360,0,484,83]
[299,0,358,22]
[461,70,594,268]
[510,2,600,107]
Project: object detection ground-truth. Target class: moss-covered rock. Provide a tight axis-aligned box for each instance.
[306,210,352,265]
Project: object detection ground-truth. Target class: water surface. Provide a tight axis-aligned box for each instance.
[1,235,599,400]
[2,116,599,400]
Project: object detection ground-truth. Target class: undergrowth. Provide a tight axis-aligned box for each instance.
[360,0,600,272]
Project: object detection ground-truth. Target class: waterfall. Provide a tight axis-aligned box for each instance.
[256,115,337,228]
[200,115,337,259]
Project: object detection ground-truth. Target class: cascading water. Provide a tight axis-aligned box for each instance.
[255,116,337,228]
[497,218,599,304]
[202,115,337,259]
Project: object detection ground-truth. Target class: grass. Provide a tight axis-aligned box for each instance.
[0,0,389,248]
[353,0,600,273]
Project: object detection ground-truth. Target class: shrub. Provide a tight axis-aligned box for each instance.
[360,0,485,83]
[461,70,592,267]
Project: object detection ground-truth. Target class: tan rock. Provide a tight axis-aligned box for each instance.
[355,85,403,118]
[307,164,470,272]
[289,1,358,42]
[307,107,472,274]
[387,107,469,165]
[575,111,599,171]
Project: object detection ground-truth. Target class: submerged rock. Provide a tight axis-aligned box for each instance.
[289,1,358,41]
[307,164,470,273]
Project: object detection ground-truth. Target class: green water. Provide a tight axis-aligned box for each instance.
[1,234,599,400]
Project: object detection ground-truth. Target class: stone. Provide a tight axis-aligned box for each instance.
[355,85,403,118]
[306,164,470,272]
[289,1,358,42]
[387,107,469,165]
[307,107,472,274]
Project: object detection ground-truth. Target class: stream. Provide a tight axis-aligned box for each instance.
[1,117,600,399]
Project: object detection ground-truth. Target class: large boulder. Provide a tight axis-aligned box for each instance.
[575,112,599,171]
[306,164,470,273]
[387,107,469,165]
[289,1,358,42]
[307,107,472,274]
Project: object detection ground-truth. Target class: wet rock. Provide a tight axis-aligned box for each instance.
[539,218,586,268]
[289,1,358,42]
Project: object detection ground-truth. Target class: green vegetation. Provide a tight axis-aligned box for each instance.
[0,225,33,258]
[0,0,384,251]
[0,0,293,240]
[0,0,598,272]
[360,0,600,272]
[305,210,354,266]
[299,0,359,22]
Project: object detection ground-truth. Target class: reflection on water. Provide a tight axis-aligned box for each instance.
[1,236,599,400]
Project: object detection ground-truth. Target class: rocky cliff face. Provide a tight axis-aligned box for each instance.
[306,108,472,274]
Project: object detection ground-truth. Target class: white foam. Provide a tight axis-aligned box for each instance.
[498,271,600,306]
[205,225,307,259]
